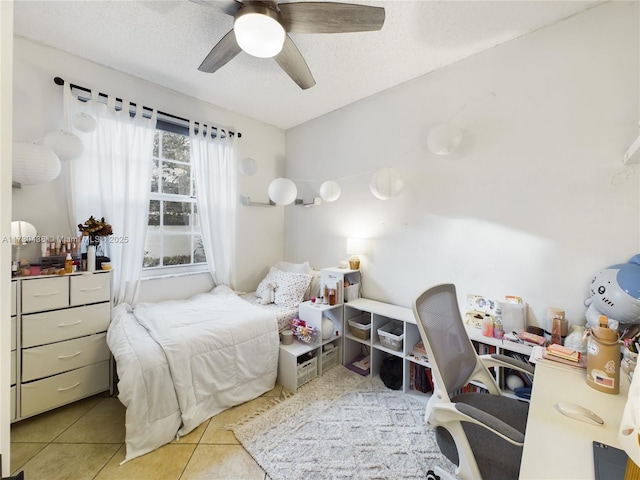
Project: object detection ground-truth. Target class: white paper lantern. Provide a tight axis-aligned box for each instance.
[369,168,404,200]
[72,112,97,133]
[427,123,463,155]
[12,142,62,185]
[43,130,84,161]
[319,180,341,202]
[268,178,297,205]
[239,157,257,176]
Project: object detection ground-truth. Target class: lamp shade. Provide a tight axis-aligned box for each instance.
[43,130,84,161]
[72,112,97,133]
[268,177,297,205]
[346,238,366,255]
[239,157,257,176]
[10,221,37,245]
[12,142,62,185]
[369,167,404,200]
[427,123,463,155]
[319,180,341,202]
[234,6,285,58]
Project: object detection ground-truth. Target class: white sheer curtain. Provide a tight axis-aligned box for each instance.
[189,121,237,287]
[65,83,157,305]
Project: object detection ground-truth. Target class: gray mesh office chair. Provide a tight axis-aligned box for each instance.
[413,284,534,480]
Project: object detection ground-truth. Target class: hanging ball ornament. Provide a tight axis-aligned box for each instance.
[268,178,297,205]
[12,142,62,185]
[43,130,84,161]
[239,157,258,176]
[72,112,97,133]
[369,167,404,200]
[319,180,341,202]
[427,123,463,155]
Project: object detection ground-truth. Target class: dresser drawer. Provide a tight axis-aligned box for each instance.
[21,361,110,417]
[10,386,16,421]
[11,315,16,351]
[22,333,110,382]
[22,303,110,348]
[11,350,16,386]
[70,273,110,306]
[11,281,16,316]
[21,276,69,314]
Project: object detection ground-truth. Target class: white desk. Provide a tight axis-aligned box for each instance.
[520,359,630,479]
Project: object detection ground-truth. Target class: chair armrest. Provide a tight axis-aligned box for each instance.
[430,403,525,446]
[481,353,535,375]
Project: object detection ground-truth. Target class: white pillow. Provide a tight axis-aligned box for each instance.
[256,267,312,307]
[274,270,312,307]
[306,269,322,300]
[274,261,311,274]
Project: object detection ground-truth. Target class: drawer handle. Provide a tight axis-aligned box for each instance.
[57,382,81,392]
[58,351,82,359]
[57,320,83,327]
[32,291,60,297]
[79,287,102,292]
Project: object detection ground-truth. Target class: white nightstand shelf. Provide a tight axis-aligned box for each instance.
[277,300,344,392]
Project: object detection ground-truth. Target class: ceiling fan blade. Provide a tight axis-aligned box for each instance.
[274,35,316,90]
[189,0,243,16]
[279,2,385,34]
[198,29,242,73]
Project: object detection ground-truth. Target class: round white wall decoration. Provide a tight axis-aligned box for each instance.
[369,167,404,200]
[268,178,297,205]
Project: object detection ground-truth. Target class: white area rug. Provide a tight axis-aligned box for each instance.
[230,366,457,480]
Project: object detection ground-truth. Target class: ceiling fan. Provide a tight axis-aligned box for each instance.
[196,1,385,89]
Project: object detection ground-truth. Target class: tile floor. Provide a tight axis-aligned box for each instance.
[10,385,286,480]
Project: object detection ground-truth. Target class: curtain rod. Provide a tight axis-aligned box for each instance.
[53,76,241,138]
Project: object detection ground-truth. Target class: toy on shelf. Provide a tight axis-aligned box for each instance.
[585,254,640,333]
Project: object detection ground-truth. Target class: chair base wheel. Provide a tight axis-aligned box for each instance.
[426,470,440,480]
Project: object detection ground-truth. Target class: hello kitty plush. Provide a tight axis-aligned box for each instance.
[260,282,276,305]
[585,254,640,331]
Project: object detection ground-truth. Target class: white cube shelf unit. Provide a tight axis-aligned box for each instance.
[343,298,428,398]
[465,325,533,398]
[320,267,361,305]
[277,301,343,392]
[342,297,534,400]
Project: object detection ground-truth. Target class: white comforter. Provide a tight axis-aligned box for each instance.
[107,286,279,462]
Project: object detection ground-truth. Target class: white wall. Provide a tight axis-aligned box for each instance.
[284,1,640,328]
[12,37,287,299]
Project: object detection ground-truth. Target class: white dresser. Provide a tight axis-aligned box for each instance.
[11,271,112,420]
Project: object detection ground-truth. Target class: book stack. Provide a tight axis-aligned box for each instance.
[542,343,586,369]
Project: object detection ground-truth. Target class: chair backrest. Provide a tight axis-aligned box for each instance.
[413,283,478,395]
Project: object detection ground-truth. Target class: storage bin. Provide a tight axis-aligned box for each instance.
[322,345,340,372]
[297,356,317,387]
[348,315,372,340]
[378,321,404,351]
[344,283,360,302]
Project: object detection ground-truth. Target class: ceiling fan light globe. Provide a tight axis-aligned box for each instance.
[234,11,285,58]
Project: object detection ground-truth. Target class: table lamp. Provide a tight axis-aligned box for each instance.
[11,221,37,262]
[346,238,366,270]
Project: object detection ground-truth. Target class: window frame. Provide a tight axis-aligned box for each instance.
[142,126,208,278]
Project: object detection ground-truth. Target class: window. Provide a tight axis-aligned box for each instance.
[143,130,206,273]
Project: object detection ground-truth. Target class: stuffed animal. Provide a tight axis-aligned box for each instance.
[584,254,640,331]
[260,282,276,305]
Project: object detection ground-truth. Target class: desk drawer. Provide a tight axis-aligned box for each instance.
[22,333,109,382]
[11,281,16,316]
[21,361,110,417]
[70,273,110,306]
[21,277,69,314]
[22,302,110,348]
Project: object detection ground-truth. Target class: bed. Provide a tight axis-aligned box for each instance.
[106,262,320,462]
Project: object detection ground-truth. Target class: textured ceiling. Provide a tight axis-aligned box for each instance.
[13,0,602,130]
